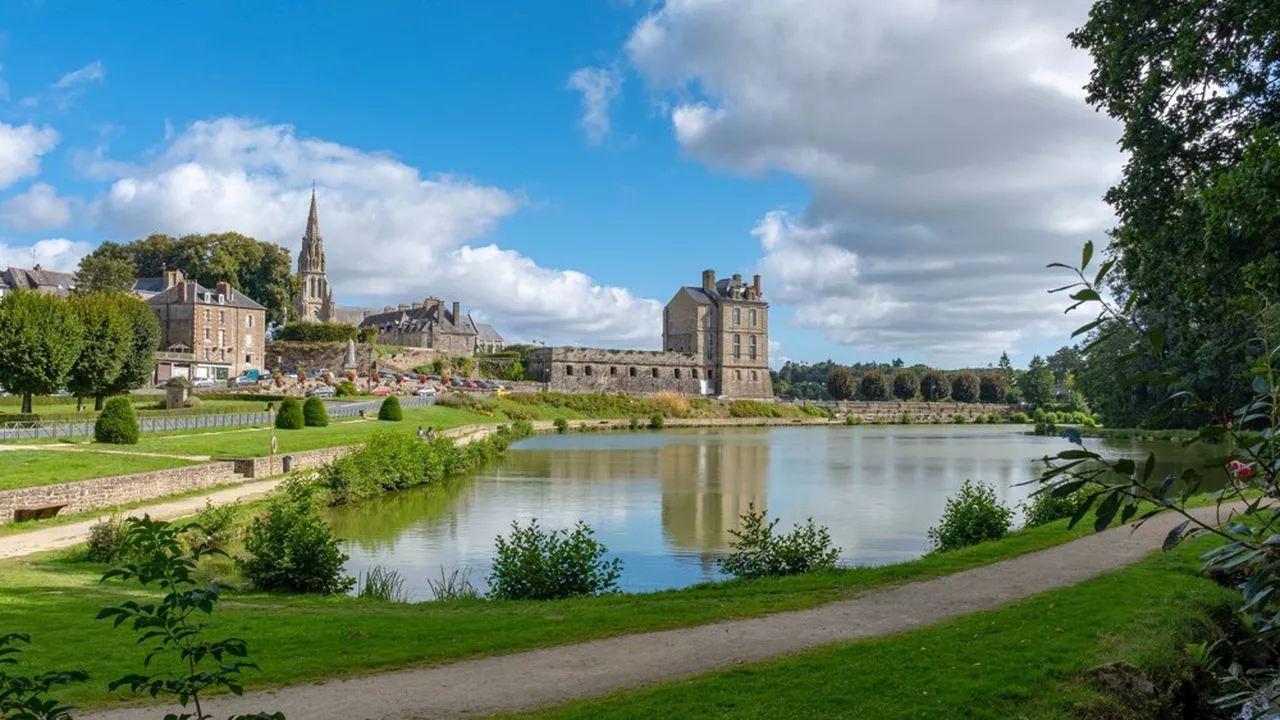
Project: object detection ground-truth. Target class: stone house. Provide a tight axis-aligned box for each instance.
[526,347,703,394]
[0,265,77,299]
[147,269,267,382]
[475,323,505,353]
[358,298,478,355]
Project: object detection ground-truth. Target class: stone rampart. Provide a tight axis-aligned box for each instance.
[526,347,704,395]
[266,342,462,376]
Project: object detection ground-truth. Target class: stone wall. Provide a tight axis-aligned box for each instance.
[233,445,355,478]
[526,347,704,395]
[0,462,241,525]
[822,401,1010,422]
[266,341,463,376]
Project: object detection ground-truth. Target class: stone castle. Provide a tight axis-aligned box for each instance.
[527,269,773,399]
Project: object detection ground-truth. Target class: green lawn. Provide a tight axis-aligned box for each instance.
[0,451,198,490]
[518,539,1236,720]
[0,394,270,421]
[2,516,1099,710]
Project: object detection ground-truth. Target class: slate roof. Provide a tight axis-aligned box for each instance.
[475,323,503,343]
[1,266,77,295]
[146,279,266,311]
[677,286,714,305]
[359,303,478,335]
[132,277,168,295]
[332,306,376,326]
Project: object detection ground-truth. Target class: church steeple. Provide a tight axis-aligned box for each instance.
[294,187,334,323]
[298,187,325,274]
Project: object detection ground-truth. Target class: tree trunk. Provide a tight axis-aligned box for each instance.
[94,396,105,411]
[77,396,85,412]
[21,392,32,414]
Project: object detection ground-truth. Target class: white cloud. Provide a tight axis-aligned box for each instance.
[0,183,72,232]
[0,123,59,189]
[23,60,106,110]
[567,67,623,145]
[0,238,93,272]
[88,117,662,346]
[52,60,105,90]
[626,0,1121,365]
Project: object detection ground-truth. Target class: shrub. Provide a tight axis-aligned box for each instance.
[94,396,139,444]
[274,397,304,429]
[1011,411,1031,423]
[302,396,329,427]
[86,515,126,563]
[652,391,693,418]
[553,417,569,434]
[920,371,951,401]
[356,565,408,602]
[378,395,403,421]
[926,479,1014,552]
[892,370,919,400]
[503,405,534,421]
[1021,486,1089,528]
[335,380,358,397]
[628,416,640,430]
[859,369,891,401]
[979,373,1008,403]
[719,505,840,579]
[952,413,967,424]
[826,367,856,400]
[729,400,781,418]
[183,499,240,554]
[273,321,357,342]
[1033,407,1058,436]
[487,519,622,600]
[950,371,980,403]
[240,481,354,594]
[357,326,378,344]
[899,412,914,424]
[973,414,988,424]
[511,419,534,437]
[844,415,862,425]
[649,413,664,429]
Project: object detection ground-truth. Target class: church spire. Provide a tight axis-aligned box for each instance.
[298,186,325,274]
[305,186,321,244]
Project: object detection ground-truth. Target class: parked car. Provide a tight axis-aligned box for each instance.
[307,385,336,398]
[426,375,442,382]
[192,377,217,389]
[283,372,299,382]
[415,386,437,397]
[371,386,392,396]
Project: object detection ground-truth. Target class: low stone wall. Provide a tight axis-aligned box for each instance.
[823,401,1009,422]
[232,445,355,479]
[0,462,240,525]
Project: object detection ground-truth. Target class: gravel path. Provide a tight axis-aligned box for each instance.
[77,501,1246,720]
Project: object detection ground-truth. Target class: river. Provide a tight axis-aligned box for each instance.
[326,424,1220,600]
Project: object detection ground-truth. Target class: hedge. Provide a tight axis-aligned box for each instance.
[275,397,305,429]
[302,396,329,427]
[94,396,140,444]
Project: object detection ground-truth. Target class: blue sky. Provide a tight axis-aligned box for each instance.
[0,0,1121,370]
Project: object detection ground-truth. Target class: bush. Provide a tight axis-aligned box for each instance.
[859,369,891,401]
[275,397,305,429]
[926,479,1014,552]
[979,373,1008,403]
[183,499,240,553]
[335,380,358,397]
[950,371,980,403]
[719,505,840,579]
[357,326,378,344]
[273,321,357,342]
[920,370,951,401]
[86,515,126,563]
[1011,411,1031,423]
[553,417,569,434]
[511,419,534,437]
[651,391,692,418]
[649,413,664,429]
[302,396,329,427]
[844,415,862,425]
[240,481,354,594]
[486,519,622,600]
[503,405,534,421]
[94,396,139,444]
[729,400,781,418]
[628,416,640,430]
[1033,407,1058,436]
[893,370,919,400]
[952,413,968,424]
[378,395,403,421]
[1021,486,1089,528]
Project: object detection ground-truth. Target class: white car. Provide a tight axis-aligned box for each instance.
[308,385,337,398]
[192,377,217,389]
[415,386,437,397]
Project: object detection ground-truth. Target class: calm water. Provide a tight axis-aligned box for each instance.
[327,425,1219,600]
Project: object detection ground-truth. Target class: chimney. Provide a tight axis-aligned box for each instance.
[216,281,233,301]
[178,279,191,302]
[451,301,461,324]
[732,273,742,286]
[701,269,716,293]
[164,269,184,289]
[753,274,761,295]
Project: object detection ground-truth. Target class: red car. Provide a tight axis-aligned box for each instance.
[371,386,392,396]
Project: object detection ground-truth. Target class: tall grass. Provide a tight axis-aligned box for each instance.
[356,565,409,603]
[426,566,481,601]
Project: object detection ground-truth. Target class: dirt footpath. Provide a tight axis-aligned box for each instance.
[77,502,1246,720]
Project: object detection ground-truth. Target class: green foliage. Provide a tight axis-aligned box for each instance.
[920,370,950,401]
[825,367,856,401]
[926,480,1014,553]
[93,396,139,445]
[184,499,241,554]
[892,370,919,401]
[0,290,83,413]
[718,504,840,579]
[274,322,357,342]
[274,397,305,429]
[504,359,526,382]
[844,415,862,425]
[649,413,664,429]
[377,395,403,421]
[0,632,88,720]
[628,416,640,430]
[302,396,328,427]
[241,481,354,594]
[1033,407,1057,437]
[74,240,136,294]
[1021,487,1088,529]
[102,294,161,401]
[356,326,378,344]
[98,515,284,719]
[952,414,967,424]
[430,358,446,376]
[86,515,127,564]
[65,294,131,407]
[1010,411,1031,424]
[950,371,980,403]
[335,380,357,397]
[729,400,782,418]
[979,372,1008,403]
[487,519,622,600]
[356,566,408,603]
[425,567,481,601]
[553,417,569,434]
[1018,355,1056,408]
[858,369,891,401]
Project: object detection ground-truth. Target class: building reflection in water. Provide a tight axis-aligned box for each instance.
[658,432,768,560]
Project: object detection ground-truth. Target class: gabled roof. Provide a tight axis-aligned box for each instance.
[677,286,714,305]
[358,302,477,334]
[2,266,77,295]
[132,277,168,295]
[146,279,266,311]
[475,323,503,342]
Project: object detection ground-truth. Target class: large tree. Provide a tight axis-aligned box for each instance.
[0,290,84,413]
[74,242,136,294]
[950,371,980,403]
[892,370,918,401]
[859,369,891,401]
[979,373,1008,404]
[920,371,950,402]
[101,294,162,399]
[825,367,856,401]
[66,294,131,411]
[1018,356,1056,408]
[78,232,298,326]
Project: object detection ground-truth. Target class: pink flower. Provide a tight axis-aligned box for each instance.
[1227,460,1254,478]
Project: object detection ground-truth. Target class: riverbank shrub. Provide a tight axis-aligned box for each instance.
[377,395,403,421]
[844,415,862,425]
[652,391,692,418]
[302,396,328,427]
[426,567,481,601]
[94,396,139,444]
[649,413,664,429]
[487,519,622,600]
[1021,486,1089,528]
[628,416,640,430]
[241,480,354,594]
[719,505,840,579]
[335,380,358,397]
[1011,411,1031,423]
[86,515,126,563]
[182,499,239,554]
[554,417,569,434]
[274,397,304,429]
[927,480,1014,552]
[729,400,781,418]
[356,565,408,603]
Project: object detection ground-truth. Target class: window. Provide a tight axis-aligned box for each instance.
[245,334,253,349]
[219,311,226,324]
[203,348,210,361]
[652,368,659,378]
[204,309,211,324]
[585,365,593,376]
[674,368,682,379]
[247,315,254,328]
[749,309,757,326]
[708,369,714,380]
[204,326,211,341]
[218,329,225,347]
[629,367,637,377]
[245,354,252,364]
[751,370,758,381]
[566,365,574,376]
[693,368,699,379]
[736,370,742,380]
[733,307,741,325]
[610,366,617,376]
[733,334,741,359]
[220,349,226,361]
[749,335,757,360]
[706,339,714,359]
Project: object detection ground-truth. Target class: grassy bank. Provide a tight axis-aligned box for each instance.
[4,514,1097,709]
[517,538,1236,720]
[0,450,197,490]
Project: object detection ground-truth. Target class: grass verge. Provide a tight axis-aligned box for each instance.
[0,450,197,490]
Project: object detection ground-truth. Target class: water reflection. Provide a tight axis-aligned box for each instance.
[328,425,1222,600]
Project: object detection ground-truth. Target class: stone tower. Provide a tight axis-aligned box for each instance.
[294,189,335,323]
[662,269,772,399]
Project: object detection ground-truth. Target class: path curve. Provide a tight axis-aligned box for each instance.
[78,502,1246,720]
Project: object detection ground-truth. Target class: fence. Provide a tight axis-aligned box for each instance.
[0,394,437,441]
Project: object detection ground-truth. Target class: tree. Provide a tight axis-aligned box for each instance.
[892,370,918,400]
[74,241,136,294]
[1046,345,1083,385]
[100,295,161,401]
[891,357,904,368]
[504,359,526,382]
[825,367,855,401]
[66,294,131,411]
[0,290,84,413]
[859,369,890,401]
[979,373,1008,403]
[920,370,950,402]
[1018,355,1055,408]
[997,352,1015,385]
[950,371,980,403]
